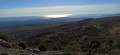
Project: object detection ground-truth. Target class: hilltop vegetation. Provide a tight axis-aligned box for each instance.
[0,16,120,55]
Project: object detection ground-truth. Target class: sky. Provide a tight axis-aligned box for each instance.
[0,0,120,17]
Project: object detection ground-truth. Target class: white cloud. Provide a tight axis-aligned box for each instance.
[0,4,120,17]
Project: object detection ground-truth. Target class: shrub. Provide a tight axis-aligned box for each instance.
[86,52,93,55]
[16,41,28,49]
[82,35,89,40]
[0,35,11,42]
[82,48,88,52]
[52,46,59,51]
[116,41,120,48]
[91,43,100,49]
[38,44,47,51]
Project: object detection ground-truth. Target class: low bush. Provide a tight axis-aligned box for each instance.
[16,41,28,49]
[38,44,47,51]
[0,35,11,42]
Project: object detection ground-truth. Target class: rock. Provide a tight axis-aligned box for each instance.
[54,52,64,55]
[20,50,24,52]
[11,43,16,48]
[53,51,64,55]
[0,39,12,48]
[29,48,33,51]
[33,48,40,53]
[0,45,2,48]
[16,46,22,49]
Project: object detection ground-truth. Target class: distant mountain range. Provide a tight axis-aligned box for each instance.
[71,13,120,18]
[0,13,120,30]
[0,17,86,30]
[0,13,120,22]
[0,16,43,22]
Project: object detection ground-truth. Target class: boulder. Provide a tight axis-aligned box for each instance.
[0,39,12,48]
[11,43,16,48]
[33,48,40,53]
[29,48,33,51]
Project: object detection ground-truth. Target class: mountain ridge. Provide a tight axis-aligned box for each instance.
[0,16,120,55]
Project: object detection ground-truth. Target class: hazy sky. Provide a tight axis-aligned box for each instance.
[0,0,120,17]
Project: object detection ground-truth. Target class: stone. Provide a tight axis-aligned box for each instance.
[29,48,33,51]
[11,43,16,48]
[0,39,12,48]
[33,48,40,54]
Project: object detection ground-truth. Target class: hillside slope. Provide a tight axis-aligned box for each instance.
[0,16,120,55]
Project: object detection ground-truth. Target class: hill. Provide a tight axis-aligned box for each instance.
[0,16,120,55]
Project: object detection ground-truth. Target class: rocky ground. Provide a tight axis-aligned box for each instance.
[0,47,64,55]
[0,46,39,55]
[0,39,64,55]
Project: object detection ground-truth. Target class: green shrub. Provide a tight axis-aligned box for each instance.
[16,41,28,49]
[0,35,11,42]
